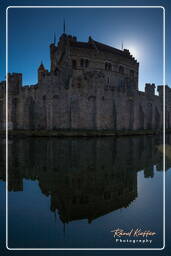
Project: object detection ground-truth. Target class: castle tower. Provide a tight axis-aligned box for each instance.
[8,73,22,95]
[50,42,58,73]
[145,83,156,95]
[38,62,46,82]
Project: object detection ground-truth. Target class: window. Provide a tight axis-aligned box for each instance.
[85,59,89,67]
[80,58,89,68]
[119,65,124,74]
[72,59,77,69]
[105,62,112,71]
[80,58,84,67]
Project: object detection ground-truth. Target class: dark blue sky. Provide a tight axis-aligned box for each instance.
[0,0,171,93]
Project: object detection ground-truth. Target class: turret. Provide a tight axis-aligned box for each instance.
[158,85,171,106]
[8,73,22,95]
[157,85,164,98]
[145,83,155,96]
[38,62,46,82]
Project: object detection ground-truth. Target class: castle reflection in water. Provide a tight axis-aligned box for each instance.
[0,135,170,224]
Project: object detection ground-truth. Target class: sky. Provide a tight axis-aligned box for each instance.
[0,2,171,256]
[0,0,171,93]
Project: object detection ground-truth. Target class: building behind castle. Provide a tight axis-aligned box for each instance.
[0,33,171,131]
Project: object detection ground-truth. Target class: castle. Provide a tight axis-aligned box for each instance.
[0,32,171,132]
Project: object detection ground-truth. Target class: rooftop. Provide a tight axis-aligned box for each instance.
[59,33,138,63]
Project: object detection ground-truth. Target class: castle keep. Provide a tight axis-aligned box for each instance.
[0,33,171,132]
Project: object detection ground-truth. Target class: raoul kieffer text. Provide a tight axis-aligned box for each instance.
[111,228,156,238]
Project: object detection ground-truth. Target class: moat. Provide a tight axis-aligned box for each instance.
[0,135,170,249]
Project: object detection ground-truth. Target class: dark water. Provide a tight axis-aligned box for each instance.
[0,135,171,250]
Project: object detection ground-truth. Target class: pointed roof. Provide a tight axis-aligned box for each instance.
[38,61,45,70]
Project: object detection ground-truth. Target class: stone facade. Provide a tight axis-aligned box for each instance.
[0,33,171,131]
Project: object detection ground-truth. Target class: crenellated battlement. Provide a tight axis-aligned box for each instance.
[0,33,170,132]
[7,73,22,95]
[145,83,155,96]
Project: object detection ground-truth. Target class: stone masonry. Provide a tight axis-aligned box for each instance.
[0,33,171,131]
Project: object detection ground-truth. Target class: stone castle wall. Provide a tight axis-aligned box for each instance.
[0,33,171,132]
[2,76,168,131]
